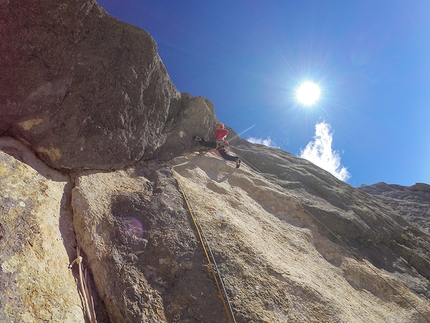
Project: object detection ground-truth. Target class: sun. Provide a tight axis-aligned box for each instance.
[296,82,321,106]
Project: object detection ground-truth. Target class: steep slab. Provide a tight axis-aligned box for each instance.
[168,149,430,322]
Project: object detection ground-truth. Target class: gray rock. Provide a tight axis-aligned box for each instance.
[0,0,182,170]
[360,182,430,234]
[154,93,219,161]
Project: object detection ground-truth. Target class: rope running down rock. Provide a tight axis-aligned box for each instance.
[171,163,237,323]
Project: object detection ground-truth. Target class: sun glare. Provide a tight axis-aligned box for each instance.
[297,82,320,106]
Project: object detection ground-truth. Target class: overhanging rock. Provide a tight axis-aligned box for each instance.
[1,0,180,170]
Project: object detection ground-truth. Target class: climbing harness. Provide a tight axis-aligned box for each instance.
[215,141,226,151]
[171,163,237,323]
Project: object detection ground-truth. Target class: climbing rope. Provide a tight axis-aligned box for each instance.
[69,246,98,323]
[231,149,430,323]
[171,163,237,323]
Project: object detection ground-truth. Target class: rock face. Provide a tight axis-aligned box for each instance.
[0,0,216,171]
[2,137,430,322]
[154,93,218,161]
[167,151,430,323]
[2,1,430,323]
[359,182,430,234]
[0,138,84,323]
[71,162,229,323]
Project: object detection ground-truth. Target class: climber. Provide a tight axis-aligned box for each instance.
[193,122,241,168]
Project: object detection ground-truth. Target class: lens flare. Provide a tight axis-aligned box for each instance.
[121,217,144,241]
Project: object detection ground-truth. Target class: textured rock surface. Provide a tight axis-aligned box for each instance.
[154,93,218,161]
[166,151,430,322]
[2,137,430,322]
[0,139,84,323]
[359,182,430,234]
[71,161,228,323]
[2,1,430,322]
[0,0,189,170]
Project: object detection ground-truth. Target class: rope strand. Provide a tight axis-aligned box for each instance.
[171,165,236,323]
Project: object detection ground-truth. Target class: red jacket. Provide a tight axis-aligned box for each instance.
[215,129,229,140]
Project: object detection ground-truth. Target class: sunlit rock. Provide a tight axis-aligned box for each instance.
[0,139,84,323]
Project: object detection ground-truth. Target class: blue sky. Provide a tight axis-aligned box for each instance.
[97,0,430,187]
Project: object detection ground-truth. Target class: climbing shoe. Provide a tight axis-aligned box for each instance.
[235,158,241,168]
[193,135,203,142]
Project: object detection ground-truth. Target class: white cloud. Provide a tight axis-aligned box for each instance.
[299,122,350,182]
[247,137,279,148]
